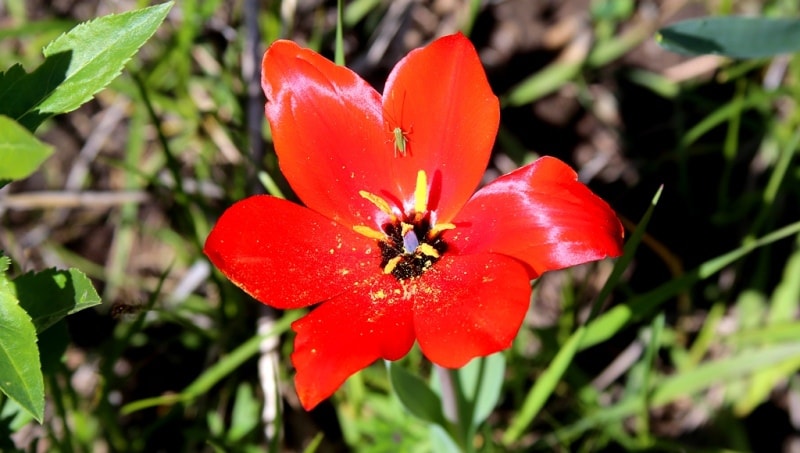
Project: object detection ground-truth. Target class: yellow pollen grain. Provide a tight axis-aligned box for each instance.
[353,225,386,241]
[372,289,387,300]
[417,243,440,258]
[359,190,396,219]
[400,281,418,300]
[383,256,402,275]
[414,170,428,214]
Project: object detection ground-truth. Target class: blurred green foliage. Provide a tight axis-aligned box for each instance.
[0,0,799,451]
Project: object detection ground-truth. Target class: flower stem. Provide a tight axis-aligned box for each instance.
[435,364,476,452]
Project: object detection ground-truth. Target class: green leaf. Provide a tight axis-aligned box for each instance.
[388,361,447,426]
[0,115,54,181]
[34,1,173,116]
[12,268,101,333]
[0,275,44,422]
[458,353,505,427]
[0,57,71,131]
[429,424,461,453]
[227,383,259,442]
[657,16,800,59]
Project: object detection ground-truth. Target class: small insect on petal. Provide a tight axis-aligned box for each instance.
[392,126,409,157]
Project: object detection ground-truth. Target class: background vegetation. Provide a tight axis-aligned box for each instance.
[2,0,800,451]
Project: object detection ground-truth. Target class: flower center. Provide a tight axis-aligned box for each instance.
[353,170,455,280]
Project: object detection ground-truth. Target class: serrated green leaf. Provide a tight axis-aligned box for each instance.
[388,361,446,426]
[0,281,44,422]
[657,17,800,59]
[0,64,29,107]
[0,115,54,180]
[34,1,173,116]
[0,56,71,131]
[12,268,101,333]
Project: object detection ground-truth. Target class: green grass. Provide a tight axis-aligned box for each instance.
[1,1,800,451]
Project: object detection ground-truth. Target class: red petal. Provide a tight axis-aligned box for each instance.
[411,253,531,368]
[204,196,381,309]
[262,41,395,228]
[448,157,624,278]
[381,33,500,222]
[291,275,414,410]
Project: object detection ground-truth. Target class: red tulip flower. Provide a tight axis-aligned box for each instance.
[204,33,624,410]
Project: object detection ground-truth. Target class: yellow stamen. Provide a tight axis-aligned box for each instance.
[359,190,397,220]
[400,222,414,237]
[417,243,440,259]
[383,256,402,275]
[414,170,428,214]
[353,225,386,241]
[429,222,456,237]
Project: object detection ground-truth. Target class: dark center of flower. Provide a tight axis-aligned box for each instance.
[378,215,448,280]
[353,170,454,281]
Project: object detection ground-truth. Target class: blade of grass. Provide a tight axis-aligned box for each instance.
[685,302,726,367]
[726,321,800,347]
[335,0,345,66]
[651,342,800,406]
[746,127,800,241]
[680,89,775,149]
[551,341,800,443]
[635,312,664,440]
[580,218,800,350]
[257,171,286,199]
